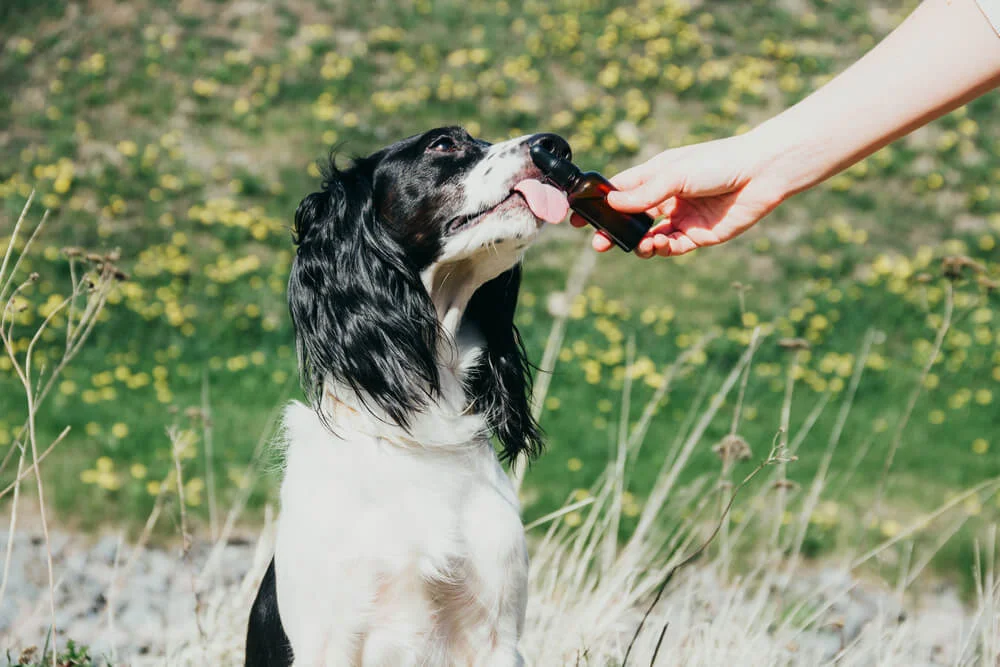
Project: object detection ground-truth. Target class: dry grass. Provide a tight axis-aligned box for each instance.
[3,201,1000,667]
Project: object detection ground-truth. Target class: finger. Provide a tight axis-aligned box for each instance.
[646,197,676,219]
[608,164,652,191]
[569,213,588,228]
[607,174,683,213]
[635,236,656,258]
[592,232,614,252]
[662,231,701,256]
[652,231,672,254]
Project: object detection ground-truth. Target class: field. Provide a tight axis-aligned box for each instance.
[2,0,1000,626]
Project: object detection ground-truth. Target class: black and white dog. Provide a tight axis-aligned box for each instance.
[245,128,572,666]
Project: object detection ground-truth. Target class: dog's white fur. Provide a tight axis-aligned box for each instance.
[274,137,544,666]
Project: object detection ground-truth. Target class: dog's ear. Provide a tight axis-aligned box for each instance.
[463,264,543,462]
[288,163,440,428]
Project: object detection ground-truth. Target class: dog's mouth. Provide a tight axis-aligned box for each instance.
[446,179,569,234]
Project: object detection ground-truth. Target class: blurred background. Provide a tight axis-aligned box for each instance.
[2,0,999,593]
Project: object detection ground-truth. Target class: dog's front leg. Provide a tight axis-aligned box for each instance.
[457,484,529,667]
[275,554,372,667]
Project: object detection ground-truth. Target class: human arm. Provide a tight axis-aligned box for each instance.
[592,0,1000,257]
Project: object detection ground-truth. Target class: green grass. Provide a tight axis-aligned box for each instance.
[1,0,999,583]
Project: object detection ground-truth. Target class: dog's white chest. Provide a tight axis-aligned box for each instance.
[273,401,528,666]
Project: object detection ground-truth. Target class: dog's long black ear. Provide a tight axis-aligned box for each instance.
[463,264,542,462]
[288,163,439,428]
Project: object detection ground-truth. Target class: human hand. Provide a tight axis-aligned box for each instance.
[571,133,791,258]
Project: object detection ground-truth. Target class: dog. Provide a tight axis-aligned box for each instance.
[244,127,573,666]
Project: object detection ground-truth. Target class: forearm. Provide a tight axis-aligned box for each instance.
[749,0,1000,199]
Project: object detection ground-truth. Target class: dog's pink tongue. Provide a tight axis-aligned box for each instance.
[513,179,569,224]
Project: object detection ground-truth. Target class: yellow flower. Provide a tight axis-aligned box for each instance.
[567,457,583,472]
[131,463,147,479]
[973,438,989,455]
[545,396,561,411]
[880,519,901,537]
[117,140,138,157]
[928,409,945,425]
[564,512,582,527]
[192,78,220,97]
[111,423,129,438]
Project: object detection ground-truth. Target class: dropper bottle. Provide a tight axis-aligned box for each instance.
[530,145,653,252]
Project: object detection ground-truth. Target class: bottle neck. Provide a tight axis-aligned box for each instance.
[548,164,582,192]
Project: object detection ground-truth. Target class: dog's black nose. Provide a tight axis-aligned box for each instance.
[528,133,572,162]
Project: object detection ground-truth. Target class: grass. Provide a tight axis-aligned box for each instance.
[1,0,999,588]
[8,222,1000,662]
[3,199,1000,663]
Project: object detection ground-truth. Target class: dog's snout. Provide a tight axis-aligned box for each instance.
[527,133,571,162]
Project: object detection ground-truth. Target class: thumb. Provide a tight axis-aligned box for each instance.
[607,173,684,213]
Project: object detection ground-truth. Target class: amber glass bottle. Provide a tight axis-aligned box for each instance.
[530,145,653,252]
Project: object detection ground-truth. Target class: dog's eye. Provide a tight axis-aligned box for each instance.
[428,136,458,153]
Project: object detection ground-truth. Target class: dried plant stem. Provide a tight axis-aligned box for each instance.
[512,236,596,492]
[197,399,286,588]
[770,348,801,549]
[201,376,220,543]
[786,330,874,577]
[718,328,760,572]
[603,337,635,573]
[852,474,1000,569]
[873,282,953,515]
[0,427,69,501]
[628,341,760,553]
[627,332,718,454]
[622,438,794,666]
[0,441,29,609]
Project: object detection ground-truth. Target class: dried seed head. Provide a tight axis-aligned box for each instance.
[914,272,933,284]
[713,433,752,463]
[942,255,985,280]
[28,272,39,282]
[977,275,999,291]
[85,252,104,263]
[105,248,121,262]
[772,479,799,491]
[778,337,810,351]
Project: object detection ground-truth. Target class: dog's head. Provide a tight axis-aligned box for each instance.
[288,127,571,461]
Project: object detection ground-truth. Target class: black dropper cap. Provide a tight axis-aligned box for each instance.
[530,145,581,190]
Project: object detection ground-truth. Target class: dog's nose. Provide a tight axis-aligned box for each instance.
[527,133,572,162]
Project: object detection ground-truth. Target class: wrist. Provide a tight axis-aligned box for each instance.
[740,120,825,202]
